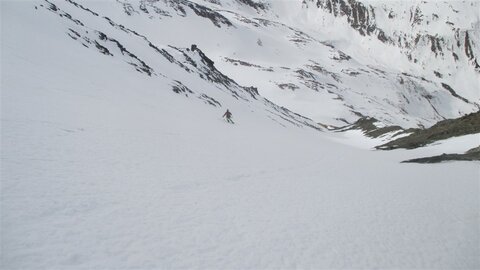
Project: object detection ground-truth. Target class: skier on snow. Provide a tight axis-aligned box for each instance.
[223,109,234,123]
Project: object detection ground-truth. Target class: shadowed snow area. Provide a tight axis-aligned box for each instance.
[1,0,479,269]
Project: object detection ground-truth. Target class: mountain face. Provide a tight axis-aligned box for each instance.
[14,0,478,129]
[308,0,480,82]
[296,0,480,127]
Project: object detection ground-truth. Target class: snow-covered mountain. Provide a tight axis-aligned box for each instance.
[1,0,479,269]
[303,0,480,120]
[109,0,479,128]
[309,0,480,73]
[8,0,479,128]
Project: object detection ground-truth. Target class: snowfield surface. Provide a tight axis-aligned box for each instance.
[1,0,479,269]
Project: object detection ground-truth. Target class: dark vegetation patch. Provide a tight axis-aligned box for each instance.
[378,111,480,150]
[402,146,480,163]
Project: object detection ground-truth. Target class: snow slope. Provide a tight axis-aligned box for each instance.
[1,0,479,269]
